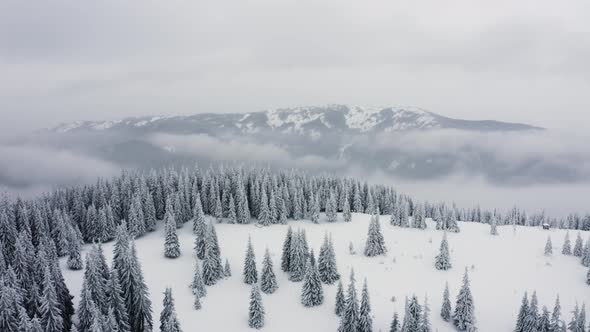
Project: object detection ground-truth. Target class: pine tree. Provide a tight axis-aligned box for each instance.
[339,269,359,332]
[164,210,181,258]
[243,237,258,285]
[40,266,63,332]
[441,282,452,322]
[107,268,131,332]
[76,278,95,332]
[335,280,346,317]
[190,259,206,298]
[202,225,220,286]
[587,266,590,285]
[301,250,323,307]
[515,292,529,332]
[420,296,432,332]
[550,296,562,332]
[326,190,338,223]
[538,306,551,332]
[281,226,293,273]
[123,242,153,332]
[567,303,579,332]
[453,268,476,331]
[159,288,181,332]
[318,234,340,284]
[562,232,572,255]
[573,233,584,257]
[228,195,237,224]
[67,231,83,270]
[435,232,452,270]
[248,284,265,329]
[390,312,400,332]
[490,215,499,235]
[311,193,320,224]
[260,248,278,294]
[288,231,307,282]
[258,187,271,226]
[0,282,18,332]
[364,214,387,257]
[224,259,232,278]
[523,291,539,332]
[343,192,352,223]
[358,279,373,332]
[544,236,553,256]
[582,237,590,267]
[403,295,422,332]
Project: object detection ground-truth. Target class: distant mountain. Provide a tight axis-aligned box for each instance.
[49,105,542,137]
[33,104,563,185]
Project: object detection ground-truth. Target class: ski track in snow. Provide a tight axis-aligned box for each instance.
[61,214,590,332]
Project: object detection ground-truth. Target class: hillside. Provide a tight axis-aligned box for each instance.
[61,214,590,331]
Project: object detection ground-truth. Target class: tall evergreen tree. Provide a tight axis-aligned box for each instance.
[311,193,320,224]
[318,234,340,284]
[390,312,400,332]
[164,210,181,258]
[40,266,63,332]
[441,282,452,322]
[544,236,553,256]
[343,192,352,223]
[420,296,432,332]
[453,269,476,331]
[435,232,452,270]
[260,248,278,294]
[67,231,83,270]
[288,231,307,282]
[243,237,258,285]
[403,295,422,332]
[159,288,181,332]
[537,306,551,332]
[339,269,359,332]
[301,250,323,307]
[364,214,386,257]
[281,226,293,273]
[523,291,539,332]
[190,259,206,298]
[582,237,590,267]
[335,280,345,317]
[248,284,265,329]
[515,292,529,332]
[562,232,572,255]
[107,268,130,332]
[358,279,373,332]
[224,259,232,278]
[326,190,338,223]
[550,295,562,332]
[573,233,584,257]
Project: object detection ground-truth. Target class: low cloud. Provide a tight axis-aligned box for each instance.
[0,144,120,195]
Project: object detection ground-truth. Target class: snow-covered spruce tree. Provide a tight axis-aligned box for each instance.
[335,280,346,316]
[248,284,265,329]
[260,248,278,294]
[567,303,580,332]
[364,214,387,257]
[550,295,562,332]
[224,259,232,277]
[561,232,572,255]
[587,266,590,285]
[192,193,206,236]
[339,269,359,332]
[453,268,476,331]
[490,215,499,236]
[390,312,400,332]
[538,306,551,332]
[318,234,340,284]
[358,279,373,332]
[522,291,539,332]
[67,231,83,270]
[190,258,207,298]
[441,282,452,322]
[326,189,338,223]
[1,283,19,331]
[420,296,432,332]
[403,295,422,332]
[301,250,323,307]
[311,193,321,224]
[164,210,181,258]
[435,232,452,270]
[108,268,131,332]
[573,233,584,257]
[202,226,220,286]
[40,266,63,332]
[281,226,293,273]
[128,243,153,332]
[544,236,553,257]
[343,191,352,223]
[582,237,590,267]
[76,274,96,331]
[160,288,182,332]
[289,231,307,282]
[258,187,271,226]
[228,195,237,224]
[193,292,202,311]
[515,292,529,332]
[243,237,258,285]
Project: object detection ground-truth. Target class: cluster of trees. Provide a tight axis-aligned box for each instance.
[514,292,589,332]
[551,232,590,284]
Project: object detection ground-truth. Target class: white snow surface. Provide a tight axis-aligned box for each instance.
[61,214,590,332]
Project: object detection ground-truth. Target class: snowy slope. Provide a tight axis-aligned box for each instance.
[61,214,590,332]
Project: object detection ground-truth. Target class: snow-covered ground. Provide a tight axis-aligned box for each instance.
[61,214,590,331]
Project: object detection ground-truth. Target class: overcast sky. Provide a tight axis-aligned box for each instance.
[1,0,589,137]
